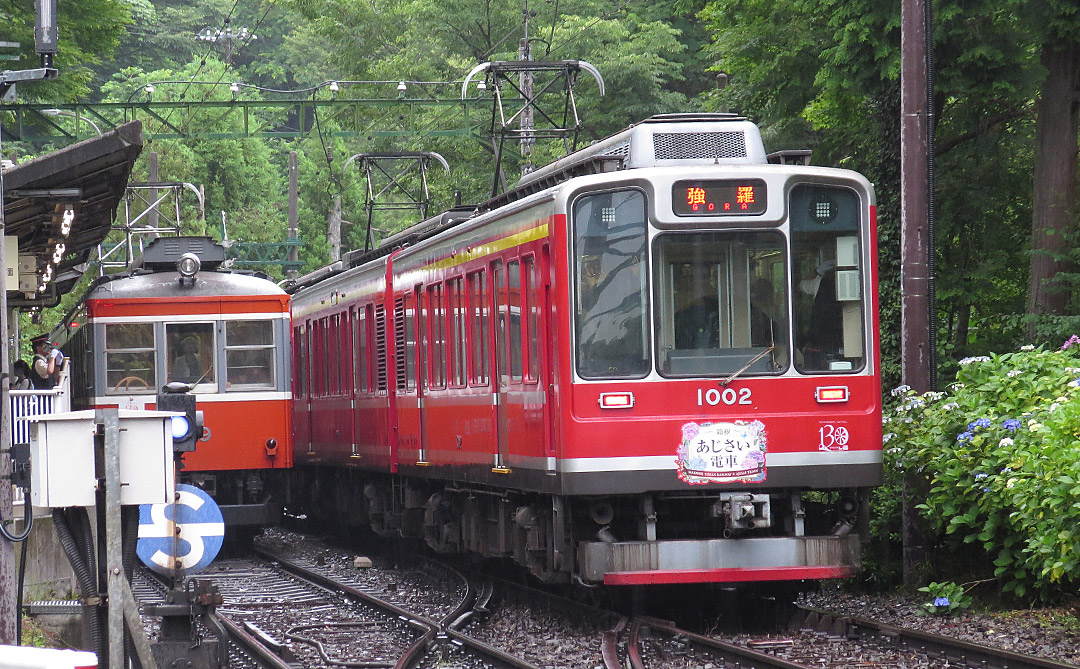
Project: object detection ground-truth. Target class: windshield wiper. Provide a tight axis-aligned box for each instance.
[719,345,774,387]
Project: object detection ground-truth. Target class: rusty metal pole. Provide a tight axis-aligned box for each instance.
[901,0,931,394]
[901,0,933,586]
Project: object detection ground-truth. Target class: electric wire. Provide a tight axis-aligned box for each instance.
[149,0,242,135]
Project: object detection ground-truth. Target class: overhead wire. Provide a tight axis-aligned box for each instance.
[151,0,242,133]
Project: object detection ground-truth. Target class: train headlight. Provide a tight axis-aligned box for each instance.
[177,252,201,278]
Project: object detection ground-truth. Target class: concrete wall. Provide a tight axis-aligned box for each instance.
[14,514,78,601]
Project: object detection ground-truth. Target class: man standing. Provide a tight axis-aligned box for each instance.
[29,334,55,389]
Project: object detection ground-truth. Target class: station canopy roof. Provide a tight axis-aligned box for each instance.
[2,120,142,303]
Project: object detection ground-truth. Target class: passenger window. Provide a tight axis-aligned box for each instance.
[468,270,489,385]
[225,320,275,390]
[354,306,369,393]
[507,260,523,382]
[448,277,466,387]
[429,284,446,389]
[524,255,539,383]
[166,322,215,389]
[105,322,156,394]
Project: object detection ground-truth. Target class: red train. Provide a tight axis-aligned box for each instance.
[57,237,293,525]
[287,113,883,585]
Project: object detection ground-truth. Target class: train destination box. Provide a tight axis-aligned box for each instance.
[27,410,178,508]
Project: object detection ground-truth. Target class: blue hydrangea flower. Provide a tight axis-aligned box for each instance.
[957,431,973,443]
[974,472,988,480]
[968,418,992,431]
[1003,419,1021,431]
[934,597,950,607]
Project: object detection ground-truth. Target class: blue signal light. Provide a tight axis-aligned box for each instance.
[170,415,192,440]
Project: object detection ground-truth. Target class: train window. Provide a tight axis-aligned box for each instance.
[653,231,789,377]
[353,306,368,393]
[467,270,489,386]
[305,323,315,397]
[316,318,330,397]
[573,189,650,379]
[104,322,156,394]
[225,320,275,390]
[790,184,865,373]
[165,322,216,388]
[429,284,446,389]
[447,277,466,387]
[506,260,523,382]
[524,255,539,383]
[329,315,342,395]
[295,325,307,398]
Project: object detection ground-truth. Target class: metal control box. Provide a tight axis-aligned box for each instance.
[28,410,177,508]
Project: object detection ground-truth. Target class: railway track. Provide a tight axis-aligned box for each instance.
[131,530,1080,669]
[622,606,1080,669]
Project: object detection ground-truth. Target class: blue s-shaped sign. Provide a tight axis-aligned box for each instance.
[137,483,225,577]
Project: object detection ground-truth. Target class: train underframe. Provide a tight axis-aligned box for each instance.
[287,465,870,585]
[186,469,287,527]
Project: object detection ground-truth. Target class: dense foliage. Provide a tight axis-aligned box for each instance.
[883,343,1080,599]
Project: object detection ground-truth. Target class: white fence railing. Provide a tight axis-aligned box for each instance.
[8,371,70,506]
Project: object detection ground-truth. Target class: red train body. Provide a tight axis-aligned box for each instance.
[59,237,293,524]
[288,114,883,585]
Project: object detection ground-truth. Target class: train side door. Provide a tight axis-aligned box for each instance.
[417,285,430,463]
[292,322,313,459]
[394,288,425,465]
[492,260,510,470]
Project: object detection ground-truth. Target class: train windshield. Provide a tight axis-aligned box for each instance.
[166,323,216,388]
[573,189,650,379]
[789,184,866,373]
[654,231,788,377]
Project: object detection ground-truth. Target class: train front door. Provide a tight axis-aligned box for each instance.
[492,260,509,471]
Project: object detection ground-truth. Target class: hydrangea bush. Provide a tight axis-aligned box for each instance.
[883,340,1080,599]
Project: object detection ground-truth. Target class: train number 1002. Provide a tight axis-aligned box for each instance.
[696,387,752,406]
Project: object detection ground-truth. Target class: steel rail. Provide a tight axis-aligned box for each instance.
[214,613,304,669]
[639,616,810,669]
[798,607,1080,669]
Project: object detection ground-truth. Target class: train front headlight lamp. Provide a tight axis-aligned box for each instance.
[177,252,201,278]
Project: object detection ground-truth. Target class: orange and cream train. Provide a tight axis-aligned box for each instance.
[59,237,292,526]
[287,114,883,585]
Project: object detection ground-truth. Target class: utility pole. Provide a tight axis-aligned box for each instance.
[1,0,60,645]
[519,0,535,174]
[287,152,299,279]
[900,0,935,586]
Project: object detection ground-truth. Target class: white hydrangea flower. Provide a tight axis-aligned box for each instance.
[999,437,1014,447]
